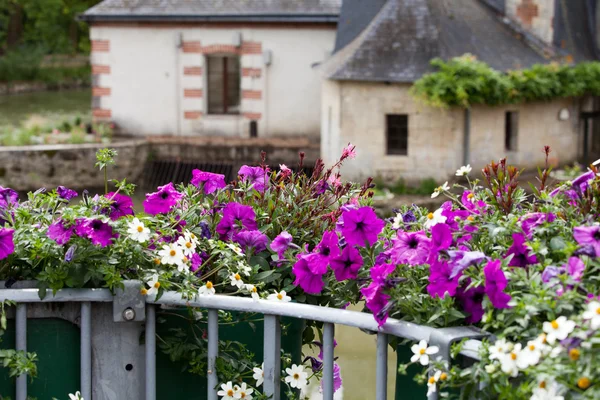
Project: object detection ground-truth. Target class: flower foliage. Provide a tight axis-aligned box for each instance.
[411,54,600,108]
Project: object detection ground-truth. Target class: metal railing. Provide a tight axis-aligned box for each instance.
[0,285,487,400]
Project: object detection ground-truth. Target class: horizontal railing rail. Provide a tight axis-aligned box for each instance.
[0,287,486,400]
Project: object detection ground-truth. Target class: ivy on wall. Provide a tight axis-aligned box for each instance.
[410,54,600,108]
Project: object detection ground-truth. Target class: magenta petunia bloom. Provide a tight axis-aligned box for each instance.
[461,191,486,214]
[456,281,485,324]
[565,256,585,282]
[190,253,203,273]
[270,231,293,259]
[0,228,15,260]
[571,170,595,194]
[0,186,18,209]
[520,212,556,238]
[216,202,257,240]
[234,230,269,253]
[574,226,600,257]
[360,282,391,326]
[238,165,269,192]
[143,183,184,215]
[440,201,469,231]
[292,253,325,294]
[431,223,453,251]
[483,260,511,309]
[47,220,75,245]
[427,259,460,298]
[308,231,340,274]
[105,192,134,220]
[370,262,396,286]
[330,245,363,281]
[340,206,385,247]
[57,186,78,201]
[391,230,431,265]
[76,219,118,247]
[504,233,538,267]
[190,170,226,194]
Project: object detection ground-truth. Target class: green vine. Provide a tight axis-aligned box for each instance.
[0,301,38,380]
[410,53,600,108]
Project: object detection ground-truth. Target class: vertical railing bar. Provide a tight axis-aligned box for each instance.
[263,315,281,400]
[207,309,219,400]
[145,304,156,400]
[376,333,388,400]
[15,303,27,400]
[322,322,335,400]
[80,302,92,400]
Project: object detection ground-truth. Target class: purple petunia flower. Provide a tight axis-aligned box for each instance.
[0,228,15,260]
[313,180,329,196]
[571,170,595,194]
[104,192,134,220]
[447,250,488,279]
[292,253,325,294]
[47,220,75,245]
[216,202,257,240]
[431,223,453,251]
[402,209,416,224]
[270,231,293,260]
[234,230,269,253]
[574,226,600,257]
[76,219,118,247]
[440,201,470,231]
[427,259,461,298]
[340,207,385,247]
[520,212,556,238]
[391,230,431,265]
[143,183,184,215]
[360,282,391,326]
[307,231,340,274]
[504,233,538,267]
[565,256,585,282]
[57,186,78,201]
[191,253,203,273]
[190,170,226,194]
[370,262,396,286]
[542,265,564,285]
[198,221,212,239]
[461,191,486,214]
[330,245,363,281]
[238,165,269,192]
[456,281,485,324]
[0,186,18,209]
[64,245,76,262]
[483,260,511,309]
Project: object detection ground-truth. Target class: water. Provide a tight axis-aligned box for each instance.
[0,88,91,128]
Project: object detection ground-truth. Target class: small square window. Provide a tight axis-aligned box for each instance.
[505,111,519,151]
[207,55,241,115]
[386,114,408,155]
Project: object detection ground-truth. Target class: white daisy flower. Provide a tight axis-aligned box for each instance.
[145,273,161,297]
[499,344,527,377]
[176,235,196,257]
[69,392,83,400]
[230,272,244,289]
[285,364,308,389]
[217,382,237,400]
[127,218,150,243]
[238,262,252,276]
[233,382,253,400]
[455,165,472,176]
[267,290,291,302]
[391,213,403,229]
[530,379,565,400]
[227,243,244,256]
[431,181,450,198]
[521,339,543,367]
[424,208,447,229]
[542,316,576,344]
[198,281,216,296]
[426,370,441,396]
[484,364,496,373]
[410,340,439,366]
[252,363,264,387]
[158,243,184,266]
[582,301,600,329]
[245,284,259,301]
[184,230,200,247]
[488,339,513,361]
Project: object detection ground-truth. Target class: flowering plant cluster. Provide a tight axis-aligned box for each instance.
[352,149,600,399]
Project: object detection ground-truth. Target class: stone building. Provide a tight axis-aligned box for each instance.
[320,0,600,182]
[80,0,341,138]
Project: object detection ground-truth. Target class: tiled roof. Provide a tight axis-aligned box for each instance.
[81,0,341,22]
[327,0,553,83]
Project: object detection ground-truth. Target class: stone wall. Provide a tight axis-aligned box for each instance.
[0,140,148,191]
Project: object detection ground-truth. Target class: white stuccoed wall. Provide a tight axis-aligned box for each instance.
[505,0,556,45]
[90,25,336,137]
[321,80,582,182]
